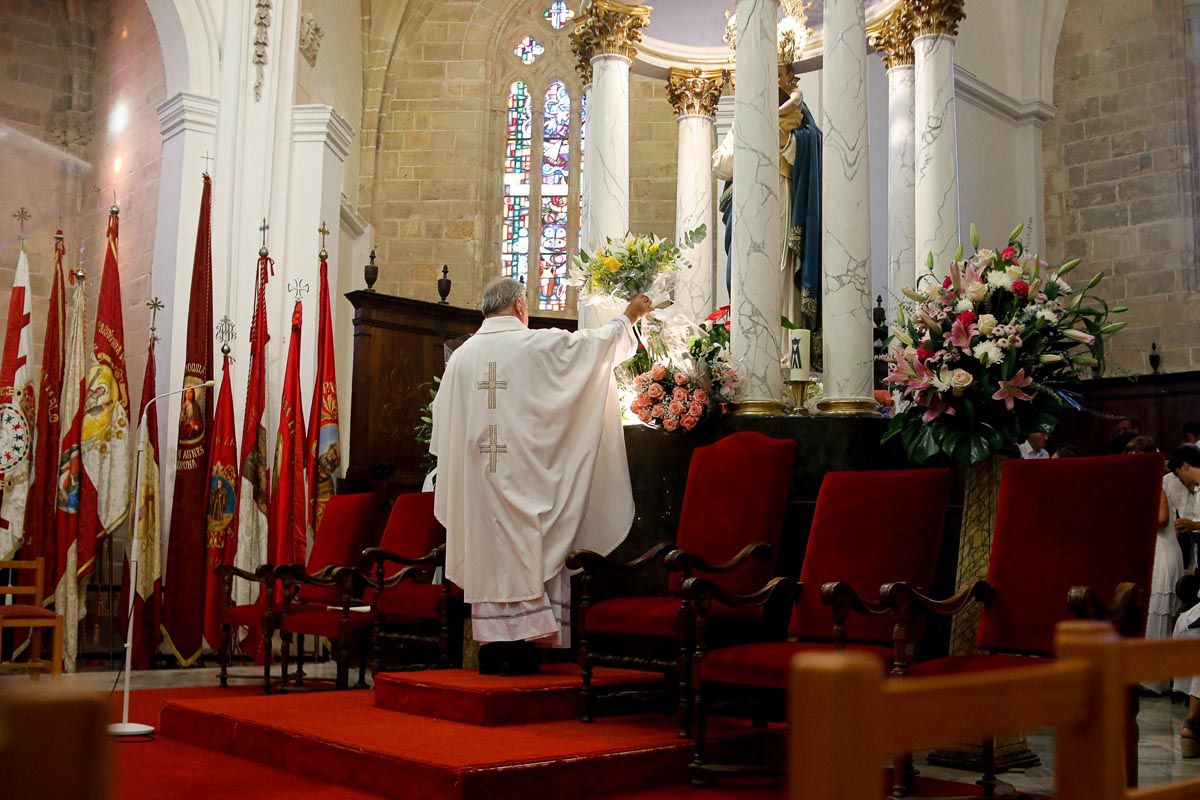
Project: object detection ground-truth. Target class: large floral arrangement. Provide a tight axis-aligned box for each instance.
[569,226,706,301]
[883,224,1126,464]
[630,365,710,432]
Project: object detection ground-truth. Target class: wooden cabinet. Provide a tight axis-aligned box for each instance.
[1051,370,1200,455]
[344,291,574,494]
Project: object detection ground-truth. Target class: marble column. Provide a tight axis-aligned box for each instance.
[872,4,917,312]
[912,0,965,280]
[570,0,650,254]
[666,68,726,320]
[729,0,784,414]
[818,0,876,415]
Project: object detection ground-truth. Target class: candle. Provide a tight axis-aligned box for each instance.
[787,329,811,382]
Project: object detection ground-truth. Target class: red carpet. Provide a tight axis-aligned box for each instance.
[374,663,659,725]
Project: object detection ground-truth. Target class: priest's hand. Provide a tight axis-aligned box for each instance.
[623,294,653,324]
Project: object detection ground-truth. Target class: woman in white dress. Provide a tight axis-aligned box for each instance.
[1155,446,1200,755]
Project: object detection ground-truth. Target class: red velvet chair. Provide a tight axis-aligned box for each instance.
[361,492,463,672]
[567,431,796,738]
[272,493,387,691]
[686,467,953,782]
[883,453,1163,795]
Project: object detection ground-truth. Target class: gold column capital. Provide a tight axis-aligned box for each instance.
[869,2,917,70]
[910,0,965,39]
[570,0,652,75]
[665,68,728,119]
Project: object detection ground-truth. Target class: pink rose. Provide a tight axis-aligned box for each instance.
[693,389,708,404]
[663,417,679,432]
[1001,245,1017,262]
[674,372,689,386]
[668,400,685,416]
[650,364,668,381]
[688,402,704,418]
[651,404,664,418]
[681,415,698,430]
[648,383,664,399]
[672,387,689,403]
[637,393,652,408]
[638,410,652,424]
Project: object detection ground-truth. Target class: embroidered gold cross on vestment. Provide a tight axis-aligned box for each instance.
[479,425,507,474]
[476,362,508,410]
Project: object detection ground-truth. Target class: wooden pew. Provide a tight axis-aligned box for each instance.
[789,620,1200,800]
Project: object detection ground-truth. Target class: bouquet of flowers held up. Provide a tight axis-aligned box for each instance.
[882,223,1127,465]
[569,226,707,303]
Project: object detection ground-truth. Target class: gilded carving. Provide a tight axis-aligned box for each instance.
[665,68,728,119]
[869,1,917,70]
[910,0,966,39]
[569,0,652,71]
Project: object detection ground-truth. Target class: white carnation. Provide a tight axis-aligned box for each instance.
[955,297,974,313]
[1037,308,1059,324]
[987,271,1013,289]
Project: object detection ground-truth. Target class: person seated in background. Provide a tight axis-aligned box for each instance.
[1184,421,1200,445]
[1110,417,1144,454]
[1018,432,1050,459]
[1126,435,1159,455]
[1164,446,1200,752]
[1051,443,1078,459]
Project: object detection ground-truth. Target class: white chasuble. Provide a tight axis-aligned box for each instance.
[432,314,638,627]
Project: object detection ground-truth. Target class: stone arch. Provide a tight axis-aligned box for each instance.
[143,0,219,97]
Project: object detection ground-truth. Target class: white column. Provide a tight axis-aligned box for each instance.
[729,0,784,414]
[284,105,355,400]
[578,82,592,255]
[667,68,725,321]
[152,90,218,518]
[818,0,876,415]
[914,33,961,280]
[674,115,716,318]
[887,64,916,308]
[584,55,631,251]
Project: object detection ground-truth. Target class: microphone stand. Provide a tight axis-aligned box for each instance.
[108,379,215,738]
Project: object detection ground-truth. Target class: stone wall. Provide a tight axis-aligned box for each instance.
[0,0,163,404]
[363,0,679,316]
[1043,0,1198,375]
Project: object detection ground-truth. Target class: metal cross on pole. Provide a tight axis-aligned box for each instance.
[216,314,236,355]
[147,297,164,342]
[317,221,329,260]
[259,218,270,249]
[13,207,30,244]
[288,278,310,302]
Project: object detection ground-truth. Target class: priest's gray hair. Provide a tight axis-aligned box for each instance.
[481,277,526,316]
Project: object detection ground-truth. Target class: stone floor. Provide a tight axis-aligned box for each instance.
[7,665,1200,794]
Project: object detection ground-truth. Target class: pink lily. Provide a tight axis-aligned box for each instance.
[947,318,979,355]
[884,355,917,386]
[921,395,957,422]
[992,368,1034,411]
[905,359,934,397]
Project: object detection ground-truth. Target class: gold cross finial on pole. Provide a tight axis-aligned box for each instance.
[317,221,329,260]
[147,297,164,341]
[13,207,30,245]
[201,151,214,173]
[72,242,87,283]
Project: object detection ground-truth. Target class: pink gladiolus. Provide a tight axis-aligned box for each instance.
[672,387,689,402]
[688,402,704,418]
[663,417,679,432]
[650,364,668,381]
[669,400,685,416]
[674,372,689,386]
[648,383,664,399]
[681,415,698,430]
[992,369,1034,411]
[947,318,979,355]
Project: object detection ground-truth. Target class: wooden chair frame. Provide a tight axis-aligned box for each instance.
[0,558,63,678]
[213,563,279,692]
[361,543,460,673]
[790,620,1200,800]
[275,564,372,691]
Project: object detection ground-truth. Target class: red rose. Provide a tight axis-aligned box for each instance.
[957,310,978,326]
[1011,280,1030,296]
[916,344,935,362]
[1001,245,1017,261]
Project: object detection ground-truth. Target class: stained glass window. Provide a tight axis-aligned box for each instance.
[502,81,532,284]
[538,80,571,311]
[513,36,545,65]
[543,0,575,30]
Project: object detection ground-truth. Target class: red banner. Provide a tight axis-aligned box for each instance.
[203,352,239,651]
[20,231,65,596]
[161,174,214,667]
[307,254,340,536]
[0,246,36,559]
[118,337,163,669]
[237,253,271,584]
[271,302,307,571]
[79,206,132,580]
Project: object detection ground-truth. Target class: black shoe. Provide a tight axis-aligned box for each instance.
[478,641,542,675]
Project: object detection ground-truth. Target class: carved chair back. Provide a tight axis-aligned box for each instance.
[297,493,385,605]
[789,468,954,645]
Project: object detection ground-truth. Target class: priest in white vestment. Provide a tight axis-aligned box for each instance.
[431,278,651,667]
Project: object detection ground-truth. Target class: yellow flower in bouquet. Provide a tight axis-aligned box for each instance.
[603,255,621,272]
[568,225,706,301]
